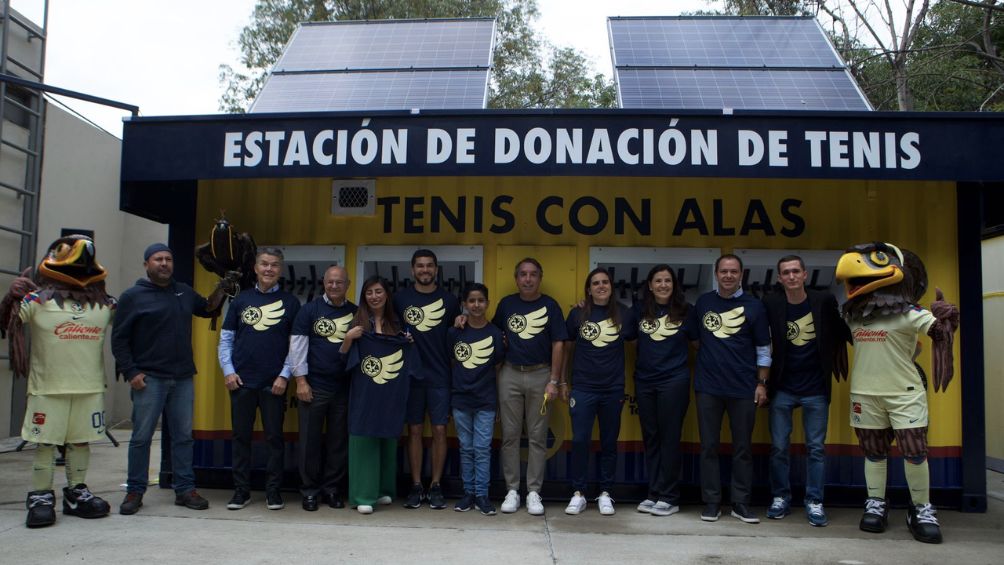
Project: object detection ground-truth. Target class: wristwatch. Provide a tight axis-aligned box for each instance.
[757,378,769,387]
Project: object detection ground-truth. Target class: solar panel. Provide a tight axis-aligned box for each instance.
[617,68,869,111]
[250,70,489,113]
[609,18,842,68]
[608,17,871,111]
[252,18,495,113]
[275,19,495,71]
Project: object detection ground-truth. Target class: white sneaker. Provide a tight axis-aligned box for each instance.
[649,501,680,517]
[357,505,373,514]
[637,498,656,513]
[526,491,544,516]
[500,490,520,514]
[376,496,392,506]
[565,492,587,515]
[597,492,615,516]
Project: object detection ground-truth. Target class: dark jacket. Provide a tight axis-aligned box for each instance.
[112,278,214,380]
[762,288,851,401]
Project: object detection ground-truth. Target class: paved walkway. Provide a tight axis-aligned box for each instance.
[1,431,1002,564]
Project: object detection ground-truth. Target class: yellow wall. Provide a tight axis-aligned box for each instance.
[982,236,1004,470]
[190,176,961,449]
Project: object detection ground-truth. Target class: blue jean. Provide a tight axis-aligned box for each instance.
[453,408,495,497]
[127,376,195,496]
[570,389,623,494]
[769,390,829,503]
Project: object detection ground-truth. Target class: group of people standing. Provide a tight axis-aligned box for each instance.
[12,238,944,545]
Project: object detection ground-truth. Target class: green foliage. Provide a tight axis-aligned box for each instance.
[218,0,616,112]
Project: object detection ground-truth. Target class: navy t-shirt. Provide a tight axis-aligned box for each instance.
[633,302,691,384]
[223,288,300,389]
[565,304,637,394]
[780,299,826,397]
[346,332,420,438]
[291,297,358,392]
[393,286,460,388]
[492,294,568,365]
[448,323,504,411]
[687,291,770,399]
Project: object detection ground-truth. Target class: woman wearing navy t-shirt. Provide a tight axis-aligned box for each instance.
[340,276,416,515]
[564,268,636,516]
[632,264,692,517]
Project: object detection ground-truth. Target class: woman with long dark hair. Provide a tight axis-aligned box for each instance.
[563,268,636,516]
[633,264,692,517]
[339,276,414,514]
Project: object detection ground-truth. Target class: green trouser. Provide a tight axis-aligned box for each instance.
[348,435,397,507]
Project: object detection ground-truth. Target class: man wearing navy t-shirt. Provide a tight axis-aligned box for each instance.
[394,250,461,510]
[290,265,357,511]
[219,247,300,512]
[688,254,770,525]
[493,257,568,516]
[763,255,850,527]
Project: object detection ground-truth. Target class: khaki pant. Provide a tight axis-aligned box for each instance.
[498,364,550,493]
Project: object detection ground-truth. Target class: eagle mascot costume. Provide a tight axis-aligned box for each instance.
[194,213,257,328]
[0,235,114,528]
[835,242,959,544]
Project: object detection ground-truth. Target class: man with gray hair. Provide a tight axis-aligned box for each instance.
[219,247,300,511]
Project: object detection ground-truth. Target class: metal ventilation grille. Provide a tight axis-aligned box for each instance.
[331,179,376,216]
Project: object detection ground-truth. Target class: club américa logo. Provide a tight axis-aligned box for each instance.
[702,311,722,332]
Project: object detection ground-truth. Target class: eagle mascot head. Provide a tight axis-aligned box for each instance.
[0,235,114,377]
[835,241,927,321]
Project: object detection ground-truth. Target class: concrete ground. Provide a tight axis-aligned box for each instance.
[1,431,1002,565]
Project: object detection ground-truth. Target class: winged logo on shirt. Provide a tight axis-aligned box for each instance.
[702,306,745,339]
[241,299,285,331]
[404,298,445,332]
[639,315,681,341]
[580,318,620,347]
[454,335,495,369]
[507,306,548,340]
[787,311,816,346]
[313,312,354,343]
[361,349,403,384]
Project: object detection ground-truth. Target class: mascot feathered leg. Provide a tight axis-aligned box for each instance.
[835,242,959,545]
[0,235,114,528]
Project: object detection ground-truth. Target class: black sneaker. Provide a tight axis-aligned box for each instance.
[62,484,110,518]
[175,490,209,510]
[26,490,56,528]
[428,483,446,510]
[266,490,285,510]
[859,497,888,533]
[403,484,424,509]
[731,503,760,524]
[454,492,475,512]
[907,503,943,544]
[120,492,143,515]
[227,489,251,510]
[475,495,497,516]
[700,503,721,522]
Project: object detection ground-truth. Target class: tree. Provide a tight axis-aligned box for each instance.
[218,0,616,112]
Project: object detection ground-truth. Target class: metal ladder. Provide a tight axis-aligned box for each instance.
[0,0,47,279]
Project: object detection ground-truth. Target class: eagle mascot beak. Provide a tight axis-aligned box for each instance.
[37,235,108,288]
[835,242,905,300]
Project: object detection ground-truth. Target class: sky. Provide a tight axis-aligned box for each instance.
[22,0,708,138]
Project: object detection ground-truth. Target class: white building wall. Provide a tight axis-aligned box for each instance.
[983,235,1004,471]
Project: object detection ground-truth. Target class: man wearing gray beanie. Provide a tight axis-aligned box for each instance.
[112,243,226,514]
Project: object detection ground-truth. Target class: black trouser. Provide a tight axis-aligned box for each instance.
[636,378,690,505]
[696,392,756,505]
[297,385,349,498]
[230,386,286,492]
